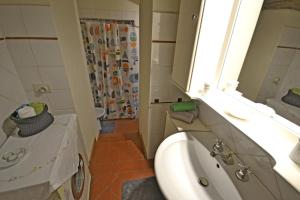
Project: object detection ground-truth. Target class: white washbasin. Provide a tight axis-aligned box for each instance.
[155,132,242,200]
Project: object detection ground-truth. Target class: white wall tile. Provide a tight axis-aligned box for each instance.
[271,48,296,66]
[77,0,94,9]
[167,83,190,102]
[150,64,171,102]
[47,90,74,110]
[279,27,300,48]
[0,5,27,36]
[39,67,70,90]
[6,40,36,67]
[121,11,139,25]
[0,96,20,137]
[51,108,75,115]
[109,10,123,20]
[19,5,57,37]
[0,41,17,75]
[152,13,178,41]
[30,40,64,66]
[0,40,27,145]
[0,68,27,104]
[16,66,42,91]
[150,82,189,103]
[151,43,175,65]
[78,9,96,18]
[93,10,113,19]
[150,64,171,86]
[26,91,50,108]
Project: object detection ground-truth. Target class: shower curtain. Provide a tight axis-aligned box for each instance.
[81,20,139,119]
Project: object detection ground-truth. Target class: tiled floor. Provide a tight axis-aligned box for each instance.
[89,119,155,200]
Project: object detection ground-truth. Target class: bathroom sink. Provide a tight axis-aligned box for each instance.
[155,132,242,200]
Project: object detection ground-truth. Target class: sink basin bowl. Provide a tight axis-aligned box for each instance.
[155,132,242,200]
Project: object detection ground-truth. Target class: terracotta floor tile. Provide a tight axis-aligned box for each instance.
[114,141,144,161]
[115,119,139,134]
[92,143,118,164]
[96,188,118,200]
[98,134,127,142]
[90,185,98,200]
[90,119,155,200]
[114,159,154,173]
[91,172,118,199]
[91,162,117,177]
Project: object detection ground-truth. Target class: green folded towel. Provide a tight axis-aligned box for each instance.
[29,102,45,115]
[291,88,300,96]
[171,101,196,112]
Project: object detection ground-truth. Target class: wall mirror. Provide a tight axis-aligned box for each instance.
[236,2,300,128]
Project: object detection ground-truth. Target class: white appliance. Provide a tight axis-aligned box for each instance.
[50,124,91,200]
[0,114,89,200]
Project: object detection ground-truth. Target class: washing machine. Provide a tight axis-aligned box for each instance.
[48,122,91,200]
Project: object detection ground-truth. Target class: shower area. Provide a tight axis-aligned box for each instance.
[80,18,139,123]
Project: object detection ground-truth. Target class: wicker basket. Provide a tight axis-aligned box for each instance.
[10,104,54,137]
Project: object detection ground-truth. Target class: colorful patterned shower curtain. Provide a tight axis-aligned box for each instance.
[81,20,139,119]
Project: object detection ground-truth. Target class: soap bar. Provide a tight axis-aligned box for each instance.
[171,101,196,112]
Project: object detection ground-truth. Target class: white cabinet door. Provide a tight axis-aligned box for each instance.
[171,0,203,92]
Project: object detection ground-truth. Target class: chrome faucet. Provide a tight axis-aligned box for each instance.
[210,140,224,156]
[235,163,252,182]
[210,140,235,165]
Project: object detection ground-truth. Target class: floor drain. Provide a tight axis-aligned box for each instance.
[198,177,209,187]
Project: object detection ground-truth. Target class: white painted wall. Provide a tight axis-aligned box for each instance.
[77,0,139,25]
[50,0,98,159]
[139,0,152,157]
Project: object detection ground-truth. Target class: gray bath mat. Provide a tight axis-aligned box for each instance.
[100,120,115,134]
[122,176,165,200]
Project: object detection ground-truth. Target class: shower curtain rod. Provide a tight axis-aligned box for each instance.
[80,18,135,26]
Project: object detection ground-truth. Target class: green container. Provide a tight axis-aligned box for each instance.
[171,101,196,112]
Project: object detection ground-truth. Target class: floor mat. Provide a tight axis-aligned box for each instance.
[100,120,115,134]
[122,176,165,200]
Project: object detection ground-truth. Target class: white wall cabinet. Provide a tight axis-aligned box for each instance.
[172,0,242,94]
[171,0,203,92]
